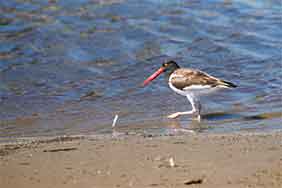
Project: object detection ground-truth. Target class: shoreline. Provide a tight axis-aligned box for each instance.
[1,131,282,188]
[1,127,281,145]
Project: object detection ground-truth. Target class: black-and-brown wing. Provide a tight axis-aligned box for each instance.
[169,68,236,90]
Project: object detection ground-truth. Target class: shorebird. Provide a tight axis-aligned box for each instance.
[143,60,237,121]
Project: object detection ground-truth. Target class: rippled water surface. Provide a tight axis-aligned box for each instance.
[0,0,281,139]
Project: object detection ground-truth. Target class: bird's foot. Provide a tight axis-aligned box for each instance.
[167,110,196,119]
[192,114,201,122]
[167,112,181,119]
[197,114,201,122]
[167,111,201,121]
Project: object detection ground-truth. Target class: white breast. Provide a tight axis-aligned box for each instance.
[168,75,220,96]
[168,75,187,96]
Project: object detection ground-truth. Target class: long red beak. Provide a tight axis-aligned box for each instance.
[143,67,165,86]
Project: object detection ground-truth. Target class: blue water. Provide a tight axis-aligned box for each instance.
[0,0,281,138]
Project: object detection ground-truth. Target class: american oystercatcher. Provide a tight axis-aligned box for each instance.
[143,60,237,121]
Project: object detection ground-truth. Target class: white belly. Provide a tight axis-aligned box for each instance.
[168,82,222,96]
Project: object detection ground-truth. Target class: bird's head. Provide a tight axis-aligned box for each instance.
[143,60,180,86]
[162,60,180,73]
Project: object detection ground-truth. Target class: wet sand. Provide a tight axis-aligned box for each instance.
[1,132,282,188]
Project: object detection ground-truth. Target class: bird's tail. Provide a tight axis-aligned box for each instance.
[218,80,237,88]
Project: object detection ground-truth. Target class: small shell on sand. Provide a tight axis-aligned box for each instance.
[169,157,175,167]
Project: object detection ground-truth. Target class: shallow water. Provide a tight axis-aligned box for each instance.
[0,0,281,139]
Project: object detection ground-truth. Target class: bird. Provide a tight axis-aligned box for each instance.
[143,60,237,121]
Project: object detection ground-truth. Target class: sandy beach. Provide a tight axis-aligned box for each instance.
[1,132,281,188]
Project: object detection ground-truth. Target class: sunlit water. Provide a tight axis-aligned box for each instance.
[0,0,281,139]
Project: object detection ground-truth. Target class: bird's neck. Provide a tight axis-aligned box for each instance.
[165,65,180,78]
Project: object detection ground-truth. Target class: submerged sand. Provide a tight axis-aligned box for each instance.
[0,132,282,188]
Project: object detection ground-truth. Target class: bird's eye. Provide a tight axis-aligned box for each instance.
[163,63,168,67]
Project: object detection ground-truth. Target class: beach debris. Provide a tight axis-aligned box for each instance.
[155,156,178,168]
[112,114,119,128]
[19,162,30,166]
[0,145,21,156]
[148,183,159,187]
[184,178,203,185]
[43,147,77,153]
[96,170,102,175]
[173,141,186,145]
[169,157,175,167]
